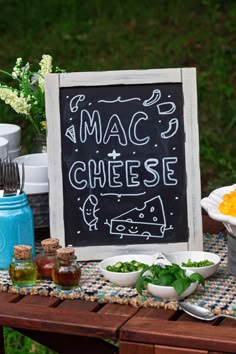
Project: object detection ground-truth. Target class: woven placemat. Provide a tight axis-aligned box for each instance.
[1,233,235,315]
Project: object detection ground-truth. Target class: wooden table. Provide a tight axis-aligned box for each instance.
[0,215,234,354]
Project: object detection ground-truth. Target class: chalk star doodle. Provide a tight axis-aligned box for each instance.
[65,125,76,143]
[107,149,121,160]
[80,195,99,231]
[105,195,173,240]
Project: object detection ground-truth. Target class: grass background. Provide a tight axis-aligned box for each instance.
[0,0,236,352]
[1,0,236,195]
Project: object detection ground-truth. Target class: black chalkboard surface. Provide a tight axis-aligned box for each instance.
[45,68,202,260]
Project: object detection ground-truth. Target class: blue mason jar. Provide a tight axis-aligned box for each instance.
[0,193,35,269]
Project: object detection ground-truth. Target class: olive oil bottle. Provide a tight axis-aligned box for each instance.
[9,245,37,288]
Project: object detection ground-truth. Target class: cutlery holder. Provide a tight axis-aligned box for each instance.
[0,193,35,269]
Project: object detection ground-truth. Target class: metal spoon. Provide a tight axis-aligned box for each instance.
[178,301,236,321]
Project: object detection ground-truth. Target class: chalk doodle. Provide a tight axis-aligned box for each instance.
[98,96,141,103]
[161,118,179,139]
[157,102,176,115]
[70,94,85,113]
[105,195,173,240]
[65,125,76,143]
[80,195,99,231]
[143,89,161,106]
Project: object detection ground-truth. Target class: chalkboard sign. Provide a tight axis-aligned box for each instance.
[45,68,202,260]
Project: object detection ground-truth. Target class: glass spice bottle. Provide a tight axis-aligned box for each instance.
[9,245,37,288]
[52,247,81,290]
[34,238,60,280]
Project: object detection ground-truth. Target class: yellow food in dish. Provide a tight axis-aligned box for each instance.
[218,189,236,216]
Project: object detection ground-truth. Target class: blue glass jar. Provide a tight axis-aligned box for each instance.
[0,193,35,269]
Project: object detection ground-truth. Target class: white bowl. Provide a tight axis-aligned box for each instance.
[8,146,21,159]
[99,254,155,287]
[201,184,236,235]
[23,182,49,195]
[0,124,21,150]
[14,153,48,185]
[0,137,8,160]
[147,269,198,300]
[164,251,220,279]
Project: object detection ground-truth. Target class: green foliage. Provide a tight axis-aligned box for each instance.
[0,0,235,194]
[3,327,57,354]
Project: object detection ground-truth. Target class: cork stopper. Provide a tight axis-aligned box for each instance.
[41,238,60,252]
[14,245,32,260]
[56,247,75,261]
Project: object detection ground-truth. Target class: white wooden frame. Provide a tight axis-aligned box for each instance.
[45,68,203,260]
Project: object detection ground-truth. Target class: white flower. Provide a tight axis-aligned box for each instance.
[12,57,23,79]
[0,86,31,115]
[38,54,53,91]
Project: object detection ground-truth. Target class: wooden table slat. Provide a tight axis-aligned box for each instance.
[134,307,178,320]
[120,340,154,354]
[57,299,101,312]
[154,345,208,354]
[98,303,139,317]
[120,317,236,353]
[19,295,61,307]
[0,302,127,340]
[0,292,22,304]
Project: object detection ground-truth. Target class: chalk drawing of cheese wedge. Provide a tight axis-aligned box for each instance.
[109,196,166,239]
[161,118,179,139]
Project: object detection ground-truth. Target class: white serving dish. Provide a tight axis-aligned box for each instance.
[0,123,21,151]
[0,137,8,160]
[23,182,49,195]
[147,268,198,300]
[164,251,220,279]
[14,153,48,185]
[201,184,236,235]
[99,254,155,287]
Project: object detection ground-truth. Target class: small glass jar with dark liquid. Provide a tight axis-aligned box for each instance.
[52,247,81,290]
[9,245,37,288]
[34,238,60,280]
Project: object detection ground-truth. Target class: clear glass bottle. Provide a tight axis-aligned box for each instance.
[34,238,60,280]
[31,134,47,153]
[9,245,37,288]
[52,247,81,290]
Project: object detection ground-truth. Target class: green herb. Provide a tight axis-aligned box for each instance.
[136,263,205,296]
[181,259,215,267]
[106,260,148,273]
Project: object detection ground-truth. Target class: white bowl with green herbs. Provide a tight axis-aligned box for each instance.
[164,251,220,279]
[136,263,204,301]
[99,254,155,287]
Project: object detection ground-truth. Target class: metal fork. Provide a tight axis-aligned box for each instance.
[20,162,25,194]
[3,161,20,196]
[0,159,4,197]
